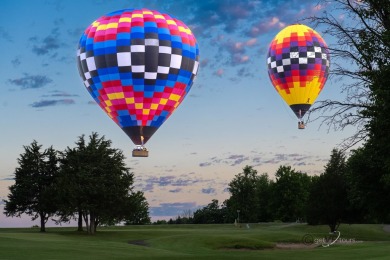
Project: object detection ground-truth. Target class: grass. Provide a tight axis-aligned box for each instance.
[0,223,389,259]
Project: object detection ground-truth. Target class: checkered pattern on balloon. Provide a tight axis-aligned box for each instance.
[266,25,330,120]
[77,9,199,146]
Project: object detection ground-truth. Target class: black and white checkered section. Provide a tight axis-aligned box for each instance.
[77,38,199,88]
[267,46,329,74]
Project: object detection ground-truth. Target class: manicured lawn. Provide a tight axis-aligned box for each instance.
[0,223,389,259]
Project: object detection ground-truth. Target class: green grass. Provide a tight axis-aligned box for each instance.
[0,223,389,259]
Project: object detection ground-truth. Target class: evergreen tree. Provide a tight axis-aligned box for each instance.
[3,141,59,232]
[307,149,348,232]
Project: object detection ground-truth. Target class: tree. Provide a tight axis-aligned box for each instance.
[123,191,151,225]
[226,166,262,223]
[346,147,390,222]
[271,166,311,222]
[307,149,348,232]
[193,199,226,224]
[55,135,88,231]
[307,0,390,149]
[307,0,390,223]
[57,133,149,234]
[3,141,59,232]
[255,173,273,222]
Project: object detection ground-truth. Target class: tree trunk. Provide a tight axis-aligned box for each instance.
[40,212,46,232]
[83,213,89,234]
[94,218,98,233]
[90,212,95,235]
[77,210,83,231]
[329,223,336,233]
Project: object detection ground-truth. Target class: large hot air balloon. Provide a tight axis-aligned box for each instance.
[266,24,330,129]
[77,9,199,156]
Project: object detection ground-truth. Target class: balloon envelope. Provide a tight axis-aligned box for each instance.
[267,24,330,119]
[77,9,199,145]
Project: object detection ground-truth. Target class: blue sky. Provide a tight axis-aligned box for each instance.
[0,0,355,227]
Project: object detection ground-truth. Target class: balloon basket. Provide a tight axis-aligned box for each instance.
[132,146,149,157]
[298,121,305,129]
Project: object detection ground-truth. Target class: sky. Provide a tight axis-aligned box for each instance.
[0,0,356,227]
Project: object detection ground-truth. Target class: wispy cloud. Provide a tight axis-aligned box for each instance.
[30,27,62,56]
[30,99,75,108]
[201,188,216,194]
[226,154,249,166]
[0,26,12,42]
[214,69,224,77]
[42,90,78,98]
[199,152,320,169]
[199,162,212,167]
[11,57,21,67]
[138,174,209,193]
[8,74,52,89]
[169,188,182,193]
[1,177,14,181]
[150,202,198,217]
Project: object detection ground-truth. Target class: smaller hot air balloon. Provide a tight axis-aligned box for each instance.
[77,9,199,156]
[266,24,330,129]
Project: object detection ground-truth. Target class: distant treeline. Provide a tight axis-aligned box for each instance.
[153,149,390,232]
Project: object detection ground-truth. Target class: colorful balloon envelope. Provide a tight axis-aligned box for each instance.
[77,9,199,154]
[266,24,330,128]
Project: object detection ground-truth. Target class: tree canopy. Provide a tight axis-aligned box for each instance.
[3,133,150,234]
[3,141,59,232]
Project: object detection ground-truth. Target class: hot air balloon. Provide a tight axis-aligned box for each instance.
[266,24,330,129]
[77,9,199,156]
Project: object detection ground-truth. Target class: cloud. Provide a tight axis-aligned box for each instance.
[233,54,250,64]
[169,188,182,193]
[0,26,12,42]
[198,151,322,170]
[200,58,209,67]
[201,188,216,194]
[249,16,286,37]
[32,36,60,55]
[246,38,257,46]
[30,28,62,56]
[30,99,75,108]
[199,162,212,167]
[226,154,249,166]
[150,202,198,217]
[214,69,224,77]
[8,74,52,89]
[42,90,78,98]
[1,177,14,181]
[139,174,207,192]
[236,67,253,78]
[11,57,21,67]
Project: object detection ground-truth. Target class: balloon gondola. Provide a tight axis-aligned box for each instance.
[266,24,330,129]
[77,9,199,156]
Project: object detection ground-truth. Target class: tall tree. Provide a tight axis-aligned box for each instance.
[255,173,273,222]
[271,166,311,222]
[193,199,226,224]
[307,149,348,232]
[58,133,149,234]
[346,147,390,222]
[56,135,87,231]
[307,0,390,149]
[226,166,262,223]
[307,0,390,222]
[3,141,59,232]
[122,191,151,225]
